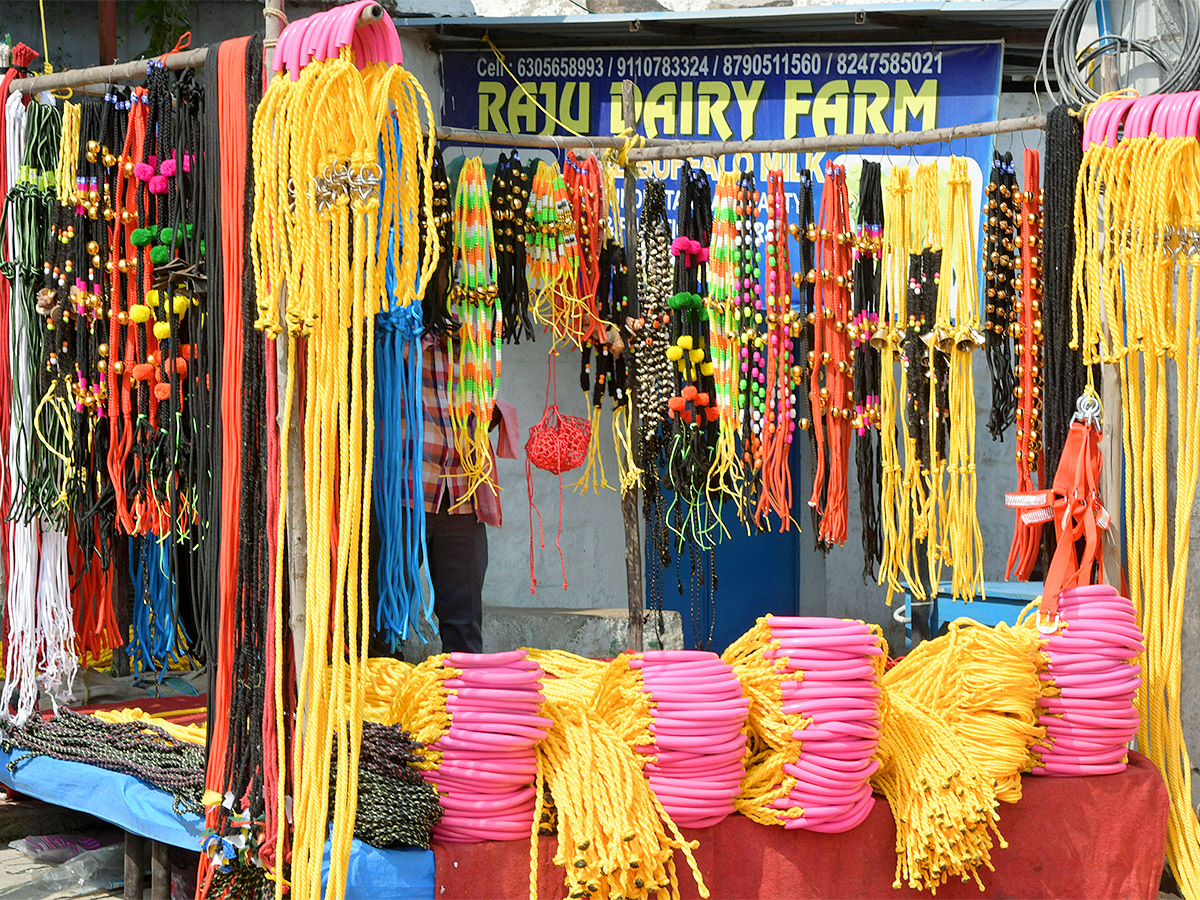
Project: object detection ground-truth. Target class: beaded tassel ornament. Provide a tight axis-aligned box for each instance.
[491,152,533,344]
[526,160,581,345]
[732,171,763,522]
[448,156,501,506]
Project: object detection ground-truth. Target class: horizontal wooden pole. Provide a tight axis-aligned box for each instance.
[10,48,209,94]
[626,115,1048,161]
[9,3,386,95]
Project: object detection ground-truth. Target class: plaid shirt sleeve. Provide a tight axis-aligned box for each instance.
[422,337,474,515]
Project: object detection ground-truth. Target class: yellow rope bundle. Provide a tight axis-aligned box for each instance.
[533,695,709,900]
[1072,128,1200,895]
[250,49,437,900]
[91,707,207,745]
[934,157,985,602]
[882,618,1047,803]
[878,165,917,605]
[871,689,1005,892]
[720,620,808,826]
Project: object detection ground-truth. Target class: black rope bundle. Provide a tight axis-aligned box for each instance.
[983,152,1020,441]
[853,161,884,581]
[1042,103,1089,483]
[905,249,941,473]
[491,152,533,343]
[3,709,205,814]
[330,722,441,849]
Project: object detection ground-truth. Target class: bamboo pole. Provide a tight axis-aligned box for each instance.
[626,114,1047,162]
[620,80,644,653]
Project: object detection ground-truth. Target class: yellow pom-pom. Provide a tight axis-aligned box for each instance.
[688,348,704,363]
[128,304,151,324]
[666,345,684,361]
[153,321,171,340]
[145,289,160,307]
[172,294,190,316]
[678,335,693,350]
[700,362,715,376]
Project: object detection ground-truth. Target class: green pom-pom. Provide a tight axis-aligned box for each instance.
[199,239,206,256]
[185,224,194,239]
[158,227,174,244]
[698,307,709,322]
[130,228,153,247]
[149,245,170,265]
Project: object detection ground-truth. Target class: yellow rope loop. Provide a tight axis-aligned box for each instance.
[607,127,647,170]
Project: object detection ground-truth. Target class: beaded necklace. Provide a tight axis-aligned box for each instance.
[755,166,795,530]
[982,152,1019,441]
[633,178,674,644]
[704,172,742,504]
[804,161,853,548]
[851,161,884,579]
[1004,148,1046,582]
[733,170,762,521]
[564,149,605,344]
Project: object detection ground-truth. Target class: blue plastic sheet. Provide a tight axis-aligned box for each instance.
[0,746,434,898]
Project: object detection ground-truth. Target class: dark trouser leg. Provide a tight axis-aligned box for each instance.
[426,508,486,653]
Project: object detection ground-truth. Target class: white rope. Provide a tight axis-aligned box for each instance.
[35,529,74,712]
[1,92,41,726]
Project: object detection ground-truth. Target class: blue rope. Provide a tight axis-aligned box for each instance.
[370,116,437,651]
[127,536,184,679]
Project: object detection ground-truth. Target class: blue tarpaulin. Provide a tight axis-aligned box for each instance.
[0,746,434,899]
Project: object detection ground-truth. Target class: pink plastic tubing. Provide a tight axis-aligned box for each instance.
[786,755,879,780]
[653,732,747,754]
[1046,632,1144,651]
[787,778,871,801]
[644,682,746,700]
[630,657,733,673]
[1045,657,1138,675]
[1031,760,1127,777]
[1060,622,1146,643]
[452,668,545,686]
[785,798,875,833]
[642,650,721,662]
[767,616,872,632]
[784,695,880,712]
[443,679,542,695]
[437,759,536,779]
[795,739,879,760]
[649,778,741,801]
[448,650,531,666]
[639,745,748,767]
[653,696,750,713]
[768,639,883,657]
[769,655,878,673]
[1041,668,1141,689]
[449,710,553,729]
[438,786,537,812]
[781,684,882,703]
[1038,695,1136,712]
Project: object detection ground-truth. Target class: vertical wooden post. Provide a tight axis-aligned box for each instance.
[123,831,144,900]
[261,0,308,685]
[97,0,117,67]
[621,80,644,652]
[150,840,171,900]
[1098,55,1122,590]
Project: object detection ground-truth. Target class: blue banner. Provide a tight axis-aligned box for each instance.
[441,41,1003,225]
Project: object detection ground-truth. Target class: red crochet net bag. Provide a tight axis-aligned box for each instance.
[526,357,590,592]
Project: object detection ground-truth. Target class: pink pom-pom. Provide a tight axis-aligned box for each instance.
[132,162,154,181]
[697,247,710,264]
[688,238,702,254]
[182,154,192,173]
[160,158,177,178]
[148,175,168,195]
[148,156,158,169]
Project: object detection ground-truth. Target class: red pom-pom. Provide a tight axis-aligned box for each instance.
[681,409,694,424]
[695,392,710,406]
[148,175,168,194]
[132,162,154,181]
[160,158,177,178]
[681,385,698,401]
[153,382,171,401]
[668,396,686,411]
[131,363,154,382]
[705,406,720,422]
[174,358,188,377]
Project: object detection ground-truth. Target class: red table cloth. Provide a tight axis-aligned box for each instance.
[434,750,1167,899]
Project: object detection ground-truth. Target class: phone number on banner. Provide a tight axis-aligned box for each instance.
[509,50,946,81]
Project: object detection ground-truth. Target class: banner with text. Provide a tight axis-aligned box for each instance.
[443,41,1001,216]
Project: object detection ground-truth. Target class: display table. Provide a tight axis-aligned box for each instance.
[434,751,1168,900]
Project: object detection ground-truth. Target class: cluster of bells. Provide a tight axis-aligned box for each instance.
[490,166,530,253]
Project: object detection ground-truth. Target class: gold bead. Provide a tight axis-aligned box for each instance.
[112,361,125,375]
